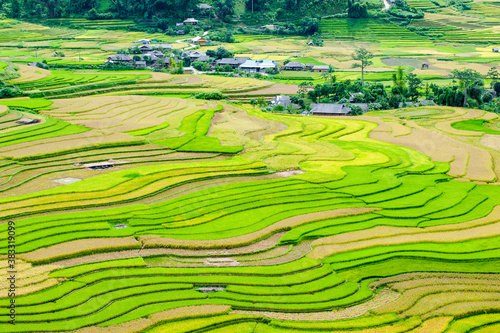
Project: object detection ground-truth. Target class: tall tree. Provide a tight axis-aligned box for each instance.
[406,73,422,102]
[452,69,483,107]
[392,66,406,94]
[487,67,500,88]
[352,47,373,87]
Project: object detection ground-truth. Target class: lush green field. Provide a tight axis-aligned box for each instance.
[0,94,499,333]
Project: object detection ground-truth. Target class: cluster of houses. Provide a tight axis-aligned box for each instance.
[270,94,370,116]
[107,39,174,69]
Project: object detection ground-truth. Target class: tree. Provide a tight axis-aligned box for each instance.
[392,66,406,95]
[352,47,373,87]
[487,67,500,88]
[214,0,234,22]
[406,73,422,102]
[250,99,258,108]
[348,0,369,18]
[452,69,483,107]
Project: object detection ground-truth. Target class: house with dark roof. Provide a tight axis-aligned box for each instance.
[157,44,173,50]
[177,30,186,35]
[134,61,147,69]
[305,63,315,70]
[215,57,250,69]
[182,50,208,62]
[284,62,305,71]
[421,62,430,69]
[176,22,184,27]
[138,44,153,53]
[184,18,199,25]
[107,54,133,64]
[134,39,150,44]
[311,104,348,116]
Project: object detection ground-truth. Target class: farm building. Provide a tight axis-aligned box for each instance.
[494,48,499,53]
[192,36,208,45]
[107,54,133,64]
[143,53,161,62]
[183,67,195,74]
[312,65,329,72]
[349,92,364,102]
[16,116,40,124]
[151,50,164,58]
[176,22,184,27]
[284,62,305,71]
[347,103,369,112]
[399,100,434,108]
[240,60,278,73]
[270,95,292,107]
[311,103,351,116]
[307,41,314,46]
[27,61,46,68]
[421,62,430,69]
[134,39,150,44]
[215,57,250,69]
[261,25,278,30]
[134,61,147,69]
[153,57,173,69]
[138,44,153,53]
[305,63,315,70]
[177,30,186,35]
[184,18,199,25]
[198,3,213,9]
[157,44,173,50]
[182,51,210,62]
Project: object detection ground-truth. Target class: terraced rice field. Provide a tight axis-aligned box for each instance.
[0,96,499,333]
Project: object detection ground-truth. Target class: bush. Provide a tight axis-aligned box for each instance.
[483,92,493,103]
[194,92,227,100]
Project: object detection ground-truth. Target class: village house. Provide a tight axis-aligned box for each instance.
[284,62,305,71]
[493,48,499,53]
[183,67,195,74]
[138,44,153,53]
[310,103,367,116]
[239,60,278,73]
[107,54,133,64]
[311,103,349,116]
[349,92,364,102]
[157,44,173,50]
[143,53,161,62]
[305,63,315,70]
[134,61,147,69]
[176,22,184,27]
[215,57,250,69]
[182,50,209,62]
[184,18,199,25]
[134,39,150,44]
[177,30,186,35]
[421,62,430,69]
[192,36,208,46]
[198,3,213,10]
[270,95,292,108]
[312,65,329,73]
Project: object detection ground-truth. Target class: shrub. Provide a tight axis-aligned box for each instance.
[194,91,227,100]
